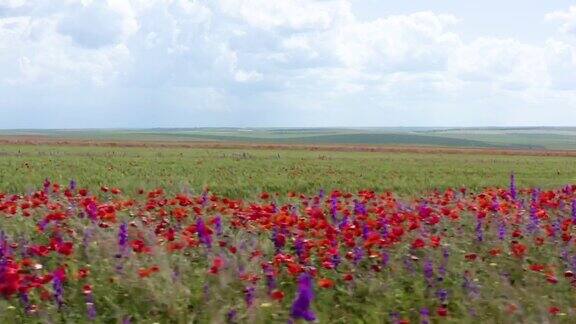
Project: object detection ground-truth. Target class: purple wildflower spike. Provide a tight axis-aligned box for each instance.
[244,285,255,307]
[118,223,128,255]
[214,215,223,236]
[436,288,448,304]
[53,269,65,309]
[423,258,434,281]
[498,220,506,241]
[352,247,363,265]
[290,273,316,322]
[475,219,483,242]
[85,290,97,320]
[196,217,212,248]
[420,307,430,324]
[572,200,576,224]
[509,172,517,200]
[87,202,98,221]
[43,178,51,194]
[68,179,77,191]
[226,309,237,323]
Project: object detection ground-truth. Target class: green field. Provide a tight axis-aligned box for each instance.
[2,143,576,323]
[0,144,575,198]
[4,127,576,150]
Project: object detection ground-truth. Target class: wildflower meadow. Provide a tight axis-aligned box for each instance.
[2,172,576,323]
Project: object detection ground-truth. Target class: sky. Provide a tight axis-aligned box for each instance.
[0,0,576,128]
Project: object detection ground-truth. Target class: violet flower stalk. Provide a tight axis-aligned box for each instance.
[475,219,483,242]
[436,288,448,304]
[43,178,51,194]
[68,179,77,191]
[118,223,128,256]
[389,312,401,324]
[330,196,338,223]
[226,309,237,323]
[352,247,363,265]
[498,220,506,241]
[196,217,212,248]
[53,270,65,310]
[572,200,576,224]
[290,273,316,322]
[462,271,480,299]
[20,292,31,314]
[382,252,389,268]
[85,290,97,320]
[87,202,98,221]
[263,264,276,294]
[244,285,256,307]
[509,172,517,200]
[423,258,434,283]
[420,307,430,324]
[214,215,223,236]
[295,236,305,261]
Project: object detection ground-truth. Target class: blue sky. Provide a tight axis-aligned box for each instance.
[0,0,575,128]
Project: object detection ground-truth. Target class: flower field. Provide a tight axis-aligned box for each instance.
[1,174,576,323]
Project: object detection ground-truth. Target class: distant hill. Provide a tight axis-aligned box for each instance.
[1,127,576,150]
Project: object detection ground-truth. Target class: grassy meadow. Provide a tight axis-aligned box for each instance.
[1,143,576,323]
[0,144,575,198]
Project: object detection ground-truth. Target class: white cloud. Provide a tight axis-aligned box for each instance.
[218,0,352,31]
[57,0,138,49]
[1,0,576,127]
[546,5,576,35]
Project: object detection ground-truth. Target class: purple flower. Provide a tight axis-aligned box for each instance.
[379,218,389,238]
[118,223,128,254]
[196,217,212,248]
[491,196,500,212]
[85,290,97,320]
[263,264,276,293]
[572,200,576,224]
[436,288,448,304]
[403,256,415,273]
[509,172,517,200]
[462,272,480,299]
[420,307,430,324]
[382,252,390,267]
[244,285,255,307]
[53,270,65,309]
[201,191,208,207]
[352,247,363,265]
[423,258,434,280]
[361,222,370,240]
[354,200,366,216]
[43,178,51,194]
[389,311,401,324]
[330,196,338,223]
[272,228,285,252]
[226,309,237,323]
[20,292,31,314]
[87,202,98,221]
[68,179,77,191]
[214,215,223,236]
[527,203,539,234]
[498,220,506,241]
[332,253,341,269]
[295,236,305,260]
[475,220,483,242]
[290,273,316,322]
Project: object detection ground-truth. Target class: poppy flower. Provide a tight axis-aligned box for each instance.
[271,289,284,301]
[318,278,334,288]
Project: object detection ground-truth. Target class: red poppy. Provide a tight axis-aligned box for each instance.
[318,278,334,288]
[271,289,284,301]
